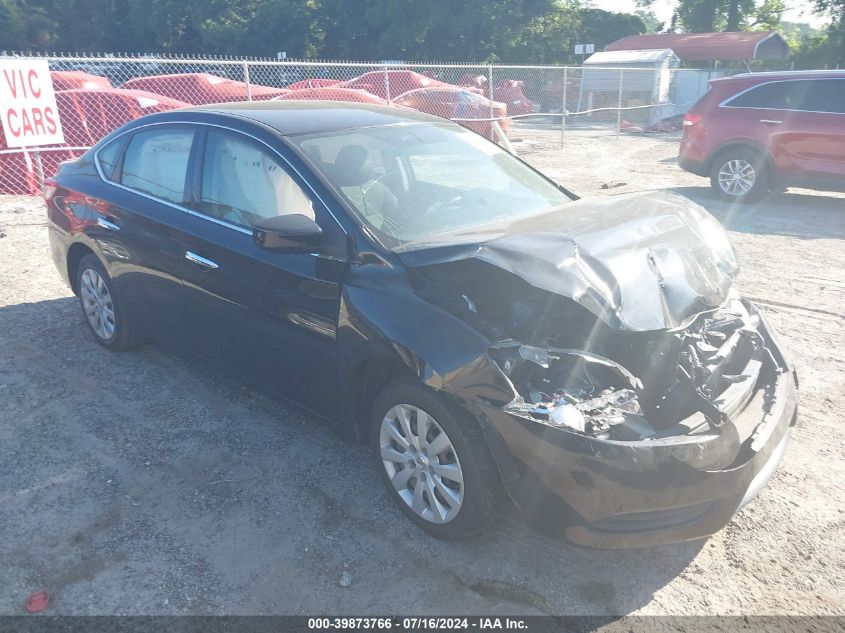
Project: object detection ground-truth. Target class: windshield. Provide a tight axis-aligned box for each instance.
[290,123,572,248]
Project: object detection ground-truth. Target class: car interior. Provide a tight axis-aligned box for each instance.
[199,132,315,228]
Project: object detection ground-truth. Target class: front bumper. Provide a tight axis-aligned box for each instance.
[477,305,798,548]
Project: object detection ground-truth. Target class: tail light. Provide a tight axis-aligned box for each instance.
[43,177,58,203]
[683,112,703,127]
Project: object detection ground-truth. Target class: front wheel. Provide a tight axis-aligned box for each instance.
[709,148,769,202]
[370,381,502,539]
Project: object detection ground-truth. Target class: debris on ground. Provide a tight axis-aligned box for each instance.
[619,115,684,134]
[24,591,49,613]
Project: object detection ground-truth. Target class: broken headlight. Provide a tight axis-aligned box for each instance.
[489,343,657,441]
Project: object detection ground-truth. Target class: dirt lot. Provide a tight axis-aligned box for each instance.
[0,129,843,616]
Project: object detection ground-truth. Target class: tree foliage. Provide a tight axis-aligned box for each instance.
[809,0,844,66]
[635,0,841,66]
[0,0,644,62]
[0,0,840,67]
[505,4,648,64]
[636,0,788,32]
[635,9,664,33]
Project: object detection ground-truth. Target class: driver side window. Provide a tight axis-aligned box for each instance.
[199,130,315,228]
[297,133,404,234]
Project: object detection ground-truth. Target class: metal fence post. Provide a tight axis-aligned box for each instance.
[560,67,568,148]
[33,150,45,192]
[616,68,624,140]
[243,62,252,101]
[487,64,494,123]
[384,65,391,104]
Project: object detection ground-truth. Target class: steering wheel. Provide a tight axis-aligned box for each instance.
[361,171,399,197]
[425,194,465,215]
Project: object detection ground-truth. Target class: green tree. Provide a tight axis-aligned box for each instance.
[0,0,53,50]
[121,0,207,52]
[0,0,686,62]
[491,4,647,64]
[9,0,129,51]
[748,0,788,30]
[316,0,560,61]
[200,0,317,57]
[505,1,582,63]
[316,0,435,60]
[637,0,786,32]
[635,9,664,32]
[812,0,844,66]
[674,0,722,31]
[578,8,647,48]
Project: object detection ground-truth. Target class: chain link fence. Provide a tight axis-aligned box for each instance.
[0,53,735,196]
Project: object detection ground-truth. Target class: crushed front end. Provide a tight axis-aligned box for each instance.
[401,192,798,547]
[472,295,797,548]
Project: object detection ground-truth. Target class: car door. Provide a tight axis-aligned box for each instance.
[772,78,845,184]
[725,78,845,184]
[91,125,196,342]
[176,126,348,418]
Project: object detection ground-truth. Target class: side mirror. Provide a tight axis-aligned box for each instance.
[253,214,323,252]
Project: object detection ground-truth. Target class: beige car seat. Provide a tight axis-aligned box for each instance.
[205,136,314,225]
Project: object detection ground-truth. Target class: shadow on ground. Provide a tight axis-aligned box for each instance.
[669,186,845,241]
[0,297,703,616]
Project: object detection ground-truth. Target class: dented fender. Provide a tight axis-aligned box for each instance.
[336,261,505,417]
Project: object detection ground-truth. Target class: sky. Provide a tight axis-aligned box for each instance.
[589,0,829,28]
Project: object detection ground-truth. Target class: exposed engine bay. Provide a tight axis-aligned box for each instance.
[411,260,770,442]
[491,296,765,441]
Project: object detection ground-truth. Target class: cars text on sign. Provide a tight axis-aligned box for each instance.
[0,59,65,148]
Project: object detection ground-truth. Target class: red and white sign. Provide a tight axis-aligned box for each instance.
[0,60,64,148]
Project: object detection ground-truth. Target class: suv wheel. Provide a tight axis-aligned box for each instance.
[77,254,143,351]
[370,380,502,539]
[710,148,769,202]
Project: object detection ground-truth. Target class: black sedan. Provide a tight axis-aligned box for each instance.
[45,102,798,547]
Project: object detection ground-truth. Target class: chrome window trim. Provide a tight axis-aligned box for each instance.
[718,77,845,115]
[92,119,349,239]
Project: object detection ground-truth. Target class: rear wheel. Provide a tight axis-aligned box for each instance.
[76,254,142,351]
[370,380,502,539]
[710,148,769,202]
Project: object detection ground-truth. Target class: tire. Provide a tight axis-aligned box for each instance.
[709,147,769,202]
[76,253,143,351]
[370,380,502,539]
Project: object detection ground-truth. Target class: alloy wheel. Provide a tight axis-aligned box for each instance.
[379,404,464,524]
[717,159,756,197]
[80,268,116,340]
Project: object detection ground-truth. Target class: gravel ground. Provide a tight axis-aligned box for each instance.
[0,128,843,616]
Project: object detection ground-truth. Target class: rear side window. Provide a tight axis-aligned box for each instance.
[726,81,806,109]
[725,79,845,113]
[120,128,195,204]
[96,138,124,181]
[801,79,845,114]
[198,130,315,228]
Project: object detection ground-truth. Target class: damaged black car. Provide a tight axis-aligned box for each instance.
[46,102,798,547]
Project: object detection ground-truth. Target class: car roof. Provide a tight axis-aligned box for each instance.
[179,100,450,136]
[713,69,845,84]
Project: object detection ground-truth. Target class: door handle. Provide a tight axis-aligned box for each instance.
[185,251,219,270]
[760,119,782,125]
[96,217,120,231]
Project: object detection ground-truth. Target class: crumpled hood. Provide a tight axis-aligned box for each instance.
[396,191,738,331]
